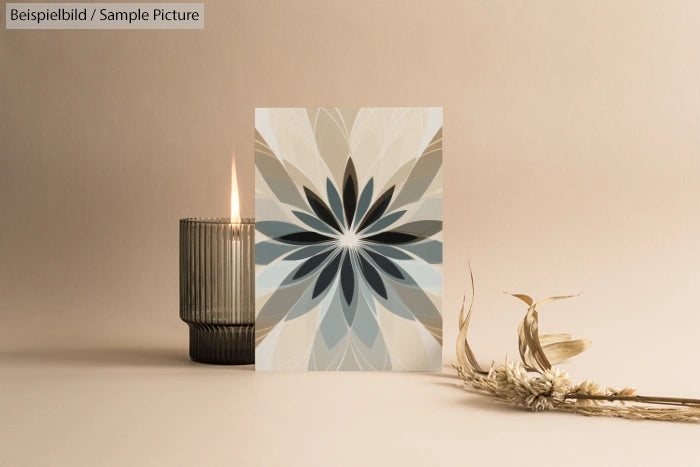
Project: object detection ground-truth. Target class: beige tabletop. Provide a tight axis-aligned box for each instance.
[2,340,699,466]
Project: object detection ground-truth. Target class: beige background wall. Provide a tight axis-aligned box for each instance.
[3,0,700,388]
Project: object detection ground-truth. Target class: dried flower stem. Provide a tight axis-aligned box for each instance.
[455,267,700,422]
[566,394,700,407]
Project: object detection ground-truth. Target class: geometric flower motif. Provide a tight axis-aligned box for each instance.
[255,107,442,370]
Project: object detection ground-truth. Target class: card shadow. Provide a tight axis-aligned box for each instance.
[0,346,254,370]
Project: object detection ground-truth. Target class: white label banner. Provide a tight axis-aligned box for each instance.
[6,3,204,29]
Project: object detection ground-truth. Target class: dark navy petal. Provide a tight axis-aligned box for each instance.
[312,252,343,298]
[342,159,358,228]
[362,249,404,280]
[363,231,419,244]
[357,186,394,233]
[278,231,334,245]
[363,221,441,244]
[340,251,354,305]
[293,249,334,280]
[304,187,342,232]
[358,254,387,299]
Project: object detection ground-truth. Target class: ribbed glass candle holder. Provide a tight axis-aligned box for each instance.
[179,218,255,364]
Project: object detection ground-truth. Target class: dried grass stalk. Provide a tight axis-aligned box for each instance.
[454,269,700,423]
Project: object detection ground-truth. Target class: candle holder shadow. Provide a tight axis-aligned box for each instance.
[179,218,255,364]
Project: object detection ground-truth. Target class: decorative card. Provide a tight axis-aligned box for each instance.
[255,107,442,370]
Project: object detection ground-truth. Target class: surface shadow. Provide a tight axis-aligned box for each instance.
[0,347,253,370]
[412,363,463,380]
[431,380,525,414]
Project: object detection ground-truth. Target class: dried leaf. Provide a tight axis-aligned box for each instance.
[523,307,551,372]
[534,294,580,308]
[517,321,536,370]
[506,293,533,306]
[542,339,592,365]
[456,265,488,374]
[512,293,582,373]
[539,333,573,346]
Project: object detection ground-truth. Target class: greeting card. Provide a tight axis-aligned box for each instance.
[255,107,442,370]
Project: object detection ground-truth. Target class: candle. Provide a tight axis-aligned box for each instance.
[178,159,255,364]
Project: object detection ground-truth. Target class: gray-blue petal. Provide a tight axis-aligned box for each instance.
[351,282,379,347]
[292,210,337,235]
[284,272,335,321]
[339,351,362,370]
[308,331,348,370]
[255,241,297,265]
[377,285,415,320]
[320,286,349,349]
[350,293,392,370]
[341,284,358,327]
[308,291,351,369]
[352,178,374,229]
[361,210,406,235]
[389,129,442,210]
[364,244,412,260]
[255,142,307,211]
[284,244,333,261]
[402,240,442,264]
[326,179,345,227]
[387,278,442,344]
[256,274,315,343]
[257,221,304,239]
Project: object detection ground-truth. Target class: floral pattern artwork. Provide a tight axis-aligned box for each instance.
[255,108,442,370]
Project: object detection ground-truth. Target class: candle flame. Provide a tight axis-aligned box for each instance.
[231,158,240,222]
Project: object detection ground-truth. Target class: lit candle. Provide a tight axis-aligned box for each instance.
[179,158,255,364]
[231,157,240,222]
